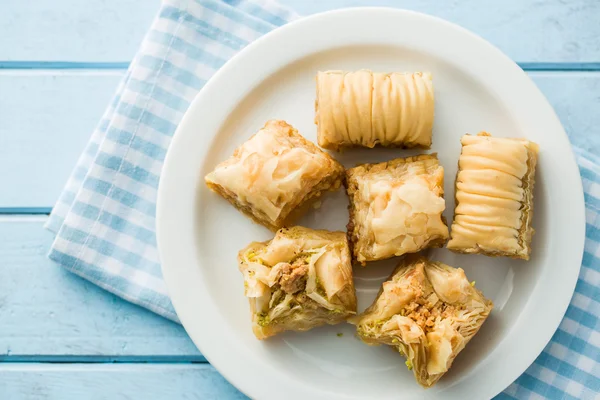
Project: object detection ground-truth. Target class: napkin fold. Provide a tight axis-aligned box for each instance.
[46,1,599,398]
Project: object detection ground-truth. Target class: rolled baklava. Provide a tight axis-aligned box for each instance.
[346,154,449,265]
[315,70,434,150]
[447,132,539,260]
[205,120,345,231]
[238,226,357,339]
[352,255,493,388]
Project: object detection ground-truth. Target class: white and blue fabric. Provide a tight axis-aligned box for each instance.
[46,0,299,321]
[46,1,599,398]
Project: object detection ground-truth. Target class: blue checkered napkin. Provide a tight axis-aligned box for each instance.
[46,1,599,397]
[45,0,299,321]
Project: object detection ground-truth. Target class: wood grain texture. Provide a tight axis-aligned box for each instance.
[0,0,160,62]
[0,71,124,208]
[0,217,200,358]
[289,0,600,63]
[1,0,599,63]
[533,72,600,154]
[0,72,598,208]
[0,364,246,400]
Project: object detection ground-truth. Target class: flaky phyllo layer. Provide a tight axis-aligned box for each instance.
[205,120,345,231]
[447,133,539,259]
[238,226,357,339]
[315,70,434,150]
[346,154,449,264]
[352,255,493,388]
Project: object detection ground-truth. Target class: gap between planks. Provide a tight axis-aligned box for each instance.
[0,209,52,216]
[0,355,207,363]
[0,61,600,72]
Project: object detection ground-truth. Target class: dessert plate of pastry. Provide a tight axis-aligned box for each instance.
[156,8,585,400]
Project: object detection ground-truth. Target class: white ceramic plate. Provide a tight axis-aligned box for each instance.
[157,8,585,400]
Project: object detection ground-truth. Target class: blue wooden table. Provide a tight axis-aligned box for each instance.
[0,0,599,398]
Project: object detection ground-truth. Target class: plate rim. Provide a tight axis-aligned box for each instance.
[157,7,585,400]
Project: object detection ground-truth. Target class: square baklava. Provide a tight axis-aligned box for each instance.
[447,132,539,259]
[238,226,357,340]
[345,154,449,265]
[205,120,345,231]
[352,255,493,387]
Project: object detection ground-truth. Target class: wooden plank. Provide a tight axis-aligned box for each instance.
[0,71,124,209]
[532,72,600,155]
[0,217,200,358]
[1,0,599,63]
[0,72,598,209]
[0,364,246,400]
[0,0,160,62]
[289,0,600,63]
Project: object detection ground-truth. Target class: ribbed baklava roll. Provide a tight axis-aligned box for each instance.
[315,70,434,150]
[447,132,539,259]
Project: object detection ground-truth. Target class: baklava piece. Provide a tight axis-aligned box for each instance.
[447,132,539,260]
[346,154,449,265]
[352,255,493,388]
[205,120,345,231]
[315,70,434,150]
[238,226,357,340]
